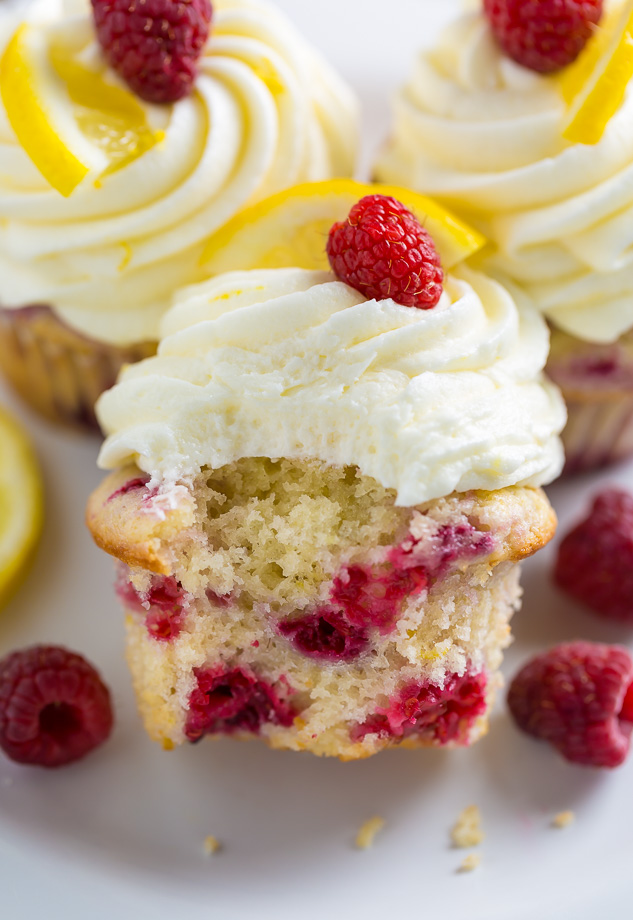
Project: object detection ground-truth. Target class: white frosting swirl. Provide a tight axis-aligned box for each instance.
[96,266,565,505]
[0,0,358,345]
[375,9,633,344]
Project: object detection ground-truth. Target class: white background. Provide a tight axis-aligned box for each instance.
[2,1,633,917]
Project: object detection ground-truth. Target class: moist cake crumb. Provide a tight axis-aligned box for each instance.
[552,810,575,829]
[203,835,222,855]
[355,816,385,850]
[451,805,484,848]
[458,853,481,873]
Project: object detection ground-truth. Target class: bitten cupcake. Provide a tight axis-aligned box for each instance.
[0,0,358,428]
[375,0,633,472]
[87,193,565,760]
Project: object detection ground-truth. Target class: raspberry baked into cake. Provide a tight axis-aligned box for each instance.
[87,195,565,759]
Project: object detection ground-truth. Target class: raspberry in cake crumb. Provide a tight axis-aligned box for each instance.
[508,642,633,768]
[185,666,295,741]
[332,560,429,633]
[206,589,231,608]
[552,810,575,829]
[327,195,444,309]
[279,523,494,661]
[107,476,150,502]
[355,816,385,850]
[353,671,487,746]
[451,805,484,848]
[0,646,113,767]
[117,572,187,642]
[278,607,370,660]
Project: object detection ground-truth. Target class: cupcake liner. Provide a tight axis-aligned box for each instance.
[0,305,155,430]
[561,395,633,474]
[547,326,633,474]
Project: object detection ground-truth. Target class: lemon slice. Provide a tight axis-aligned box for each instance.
[0,407,44,610]
[0,23,164,197]
[200,180,486,274]
[562,0,633,145]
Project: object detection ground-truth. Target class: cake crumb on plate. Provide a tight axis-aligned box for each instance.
[451,805,484,848]
[355,817,385,850]
[552,811,575,829]
[458,853,481,873]
[203,835,222,855]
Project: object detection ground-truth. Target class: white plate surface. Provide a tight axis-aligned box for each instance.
[2,2,633,917]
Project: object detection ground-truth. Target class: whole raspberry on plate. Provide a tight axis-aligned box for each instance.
[326,195,444,309]
[508,641,633,768]
[554,488,633,622]
[483,0,603,74]
[0,646,114,767]
[91,0,213,104]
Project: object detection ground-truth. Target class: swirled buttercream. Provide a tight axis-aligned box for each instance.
[0,0,358,345]
[375,9,633,344]
[96,266,565,505]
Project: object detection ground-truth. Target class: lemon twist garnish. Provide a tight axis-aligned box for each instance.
[0,407,44,610]
[0,24,165,197]
[200,179,486,274]
[562,0,633,145]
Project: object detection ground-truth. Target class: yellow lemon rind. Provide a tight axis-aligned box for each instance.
[0,25,94,197]
[200,179,486,274]
[0,408,44,610]
[562,1,633,146]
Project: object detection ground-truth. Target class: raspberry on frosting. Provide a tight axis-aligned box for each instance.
[554,488,633,623]
[326,195,444,309]
[483,0,603,74]
[508,642,633,768]
[0,646,114,768]
[91,0,213,104]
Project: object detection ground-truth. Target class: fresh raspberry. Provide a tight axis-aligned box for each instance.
[0,646,114,768]
[483,0,603,74]
[508,642,633,768]
[91,0,213,104]
[554,489,633,623]
[326,195,444,309]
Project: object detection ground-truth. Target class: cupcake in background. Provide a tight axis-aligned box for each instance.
[375,0,633,472]
[0,0,358,428]
[86,187,565,759]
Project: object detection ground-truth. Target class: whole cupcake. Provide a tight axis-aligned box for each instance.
[87,191,565,759]
[0,0,358,428]
[375,0,633,472]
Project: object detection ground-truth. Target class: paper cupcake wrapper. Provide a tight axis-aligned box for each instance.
[562,395,633,474]
[0,305,155,430]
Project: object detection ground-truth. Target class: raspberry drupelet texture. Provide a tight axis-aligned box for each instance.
[326,195,444,309]
[91,0,213,104]
[483,0,603,74]
[0,646,114,767]
[508,641,633,768]
[554,488,633,623]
